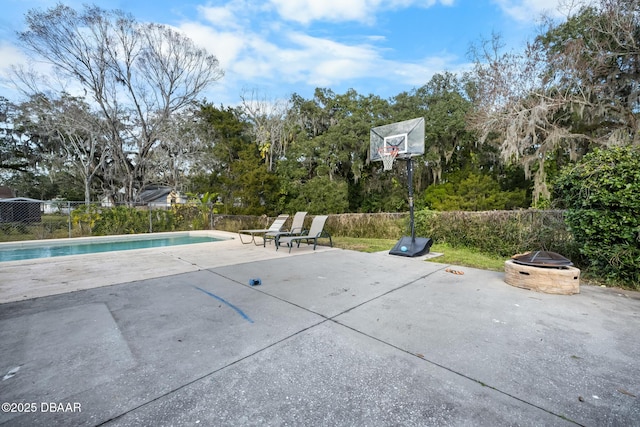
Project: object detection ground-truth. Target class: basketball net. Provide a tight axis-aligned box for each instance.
[378,146,399,171]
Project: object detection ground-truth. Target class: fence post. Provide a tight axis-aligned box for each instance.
[68,201,72,238]
[149,206,153,233]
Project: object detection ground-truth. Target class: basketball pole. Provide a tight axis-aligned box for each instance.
[406,157,416,243]
[371,116,432,257]
[388,154,432,257]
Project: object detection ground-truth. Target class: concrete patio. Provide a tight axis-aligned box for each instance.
[1,231,638,426]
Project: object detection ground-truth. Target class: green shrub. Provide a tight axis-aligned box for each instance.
[150,208,177,232]
[285,176,350,214]
[91,206,149,235]
[420,173,529,211]
[171,204,200,229]
[325,213,405,238]
[71,204,101,235]
[211,215,267,232]
[554,146,640,289]
[414,209,575,259]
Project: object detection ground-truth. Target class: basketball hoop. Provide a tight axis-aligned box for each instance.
[378,146,399,171]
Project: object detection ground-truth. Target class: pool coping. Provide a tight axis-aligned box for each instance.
[0,230,230,250]
[0,230,337,304]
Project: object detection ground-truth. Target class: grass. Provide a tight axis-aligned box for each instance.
[332,237,506,271]
[331,237,636,289]
[428,243,506,271]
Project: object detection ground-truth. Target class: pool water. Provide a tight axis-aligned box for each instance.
[0,235,222,262]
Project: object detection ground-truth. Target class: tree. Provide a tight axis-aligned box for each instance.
[15,4,223,203]
[240,90,293,172]
[468,33,572,204]
[229,146,279,214]
[393,73,478,188]
[0,97,31,174]
[283,88,391,212]
[1,96,77,199]
[420,171,528,211]
[553,146,640,288]
[147,107,203,192]
[468,0,640,204]
[20,94,108,204]
[537,0,640,142]
[191,103,279,215]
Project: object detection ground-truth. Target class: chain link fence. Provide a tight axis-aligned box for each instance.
[0,199,302,243]
[0,199,572,253]
[0,200,217,242]
[415,209,574,259]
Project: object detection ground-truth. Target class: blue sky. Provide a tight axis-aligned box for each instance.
[0,0,573,106]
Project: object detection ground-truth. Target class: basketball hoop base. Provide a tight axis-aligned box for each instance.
[389,236,433,257]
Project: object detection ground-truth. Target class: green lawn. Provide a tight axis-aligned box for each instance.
[332,237,506,271]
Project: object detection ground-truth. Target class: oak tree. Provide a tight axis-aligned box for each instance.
[16,4,223,203]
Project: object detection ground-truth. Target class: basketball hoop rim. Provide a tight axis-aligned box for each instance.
[378,146,398,171]
[378,146,399,156]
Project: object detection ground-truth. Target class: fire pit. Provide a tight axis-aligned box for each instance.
[504,251,580,295]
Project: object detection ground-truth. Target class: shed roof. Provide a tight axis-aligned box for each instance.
[138,187,174,203]
[0,197,42,203]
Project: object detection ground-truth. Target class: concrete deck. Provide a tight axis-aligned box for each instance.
[0,231,638,426]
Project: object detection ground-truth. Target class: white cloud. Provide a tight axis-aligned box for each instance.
[198,6,240,29]
[0,41,30,96]
[388,55,470,86]
[184,5,381,85]
[269,0,371,24]
[492,0,590,22]
[178,22,246,68]
[0,41,28,73]
[269,0,456,24]
[276,32,381,85]
[176,0,464,103]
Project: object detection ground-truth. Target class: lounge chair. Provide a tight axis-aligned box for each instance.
[277,215,332,252]
[238,214,289,245]
[263,211,308,247]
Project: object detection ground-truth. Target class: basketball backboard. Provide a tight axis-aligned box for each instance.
[370,117,425,162]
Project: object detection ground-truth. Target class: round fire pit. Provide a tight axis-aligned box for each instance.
[504,251,580,295]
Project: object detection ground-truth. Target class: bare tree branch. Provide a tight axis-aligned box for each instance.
[15,4,224,203]
[467,0,640,203]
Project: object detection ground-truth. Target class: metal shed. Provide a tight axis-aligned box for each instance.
[0,197,42,223]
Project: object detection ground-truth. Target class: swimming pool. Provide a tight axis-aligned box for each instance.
[0,233,226,262]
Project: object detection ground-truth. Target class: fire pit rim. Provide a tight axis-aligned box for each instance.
[511,250,573,268]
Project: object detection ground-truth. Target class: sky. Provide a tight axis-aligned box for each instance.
[0,0,577,106]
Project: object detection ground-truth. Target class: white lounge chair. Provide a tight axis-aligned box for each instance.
[238,215,289,245]
[263,211,308,247]
[277,215,332,252]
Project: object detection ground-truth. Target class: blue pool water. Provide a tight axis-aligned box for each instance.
[0,235,222,262]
